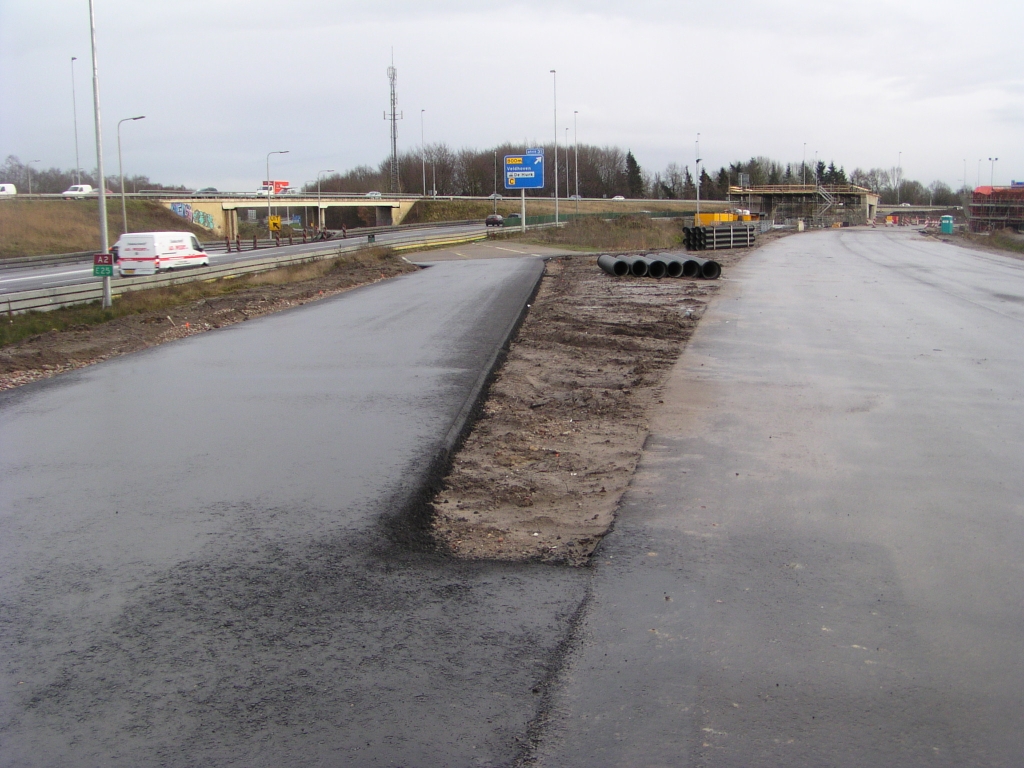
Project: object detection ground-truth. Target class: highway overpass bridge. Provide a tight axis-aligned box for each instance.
[158,195,418,238]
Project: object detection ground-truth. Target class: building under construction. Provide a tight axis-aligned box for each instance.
[968,186,1024,233]
[727,184,879,227]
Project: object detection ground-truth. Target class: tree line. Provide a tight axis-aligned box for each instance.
[3,151,972,206]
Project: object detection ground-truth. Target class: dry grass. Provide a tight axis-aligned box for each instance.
[0,199,209,258]
[510,214,685,252]
[400,197,728,224]
[0,248,399,347]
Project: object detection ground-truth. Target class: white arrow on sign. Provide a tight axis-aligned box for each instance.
[534,157,543,164]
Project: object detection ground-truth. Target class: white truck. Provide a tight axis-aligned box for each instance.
[62,184,94,198]
[116,232,210,276]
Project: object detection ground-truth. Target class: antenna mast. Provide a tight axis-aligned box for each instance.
[385,53,403,194]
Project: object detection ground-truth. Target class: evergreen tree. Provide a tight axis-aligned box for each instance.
[625,151,643,198]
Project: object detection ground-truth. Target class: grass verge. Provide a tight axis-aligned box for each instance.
[1,247,400,348]
[503,214,685,252]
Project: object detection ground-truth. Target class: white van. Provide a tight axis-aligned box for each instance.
[116,232,210,276]
[62,184,94,198]
[0,184,17,196]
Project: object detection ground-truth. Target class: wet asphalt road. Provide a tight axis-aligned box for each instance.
[534,229,1024,766]
[0,257,592,766]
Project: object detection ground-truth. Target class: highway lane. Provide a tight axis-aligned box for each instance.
[534,228,1024,766]
[0,256,592,767]
[0,221,487,294]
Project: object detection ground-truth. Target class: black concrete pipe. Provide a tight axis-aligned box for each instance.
[597,254,629,277]
[682,258,701,278]
[694,257,722,280]
[651,253,685,278]
[639,256,668,279]
[624,256,649,277]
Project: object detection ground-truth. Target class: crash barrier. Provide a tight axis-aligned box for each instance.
[597,251,721,280]
[2,228,490,314]
[683,225,757,251]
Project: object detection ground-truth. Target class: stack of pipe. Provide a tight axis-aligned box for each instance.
[598,252,720,280]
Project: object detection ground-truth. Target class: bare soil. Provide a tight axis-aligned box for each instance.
[431,250,747,565]
[0,253,416,390]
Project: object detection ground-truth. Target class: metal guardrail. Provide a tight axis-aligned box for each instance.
[0,220,482,271]
[2,228,491,315]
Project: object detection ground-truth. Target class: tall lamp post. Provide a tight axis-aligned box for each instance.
[492,150,497,213]
[71,57,81,185]
[266,150,289,232]
[420,109,426,197]
[565,127,570,210]
[87,0,111,307]
[802,142,806,185]
[896,151,902,204]
[26,160,39,195]
[117,115,145,235]
[695,133,701,222]
[550,69,558,224]
[989,157,999,187]
[317,168,334,230]
[573,110,579,214]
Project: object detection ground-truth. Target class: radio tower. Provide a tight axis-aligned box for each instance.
[385,52,402,194]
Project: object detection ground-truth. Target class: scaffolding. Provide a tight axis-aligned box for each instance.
[727,184,878,227]
[969,187,1024,232]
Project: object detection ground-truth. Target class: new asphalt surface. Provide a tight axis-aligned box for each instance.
[534,228,1024,767]
[0,256,593,767]
[4,229,1024,766]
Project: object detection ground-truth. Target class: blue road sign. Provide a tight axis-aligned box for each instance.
[504,150,545,190]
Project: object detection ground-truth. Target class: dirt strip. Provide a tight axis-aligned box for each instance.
[431,250,747,565]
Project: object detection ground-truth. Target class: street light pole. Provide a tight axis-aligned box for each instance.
[493,150,497,213]
[897,150,905,202]
[117,115,145,235]
[87,0,111,307]
[550,69,558,224]
[802,142,806,185]
[695,133,701,222]
[989,157,999,186]
[565,127,570,210]
[71,57,81,185]
[573,110,579,214]
[266,150,289,232]
[26,160,39,195]
[420,109,426,197]
[317,168,334,230]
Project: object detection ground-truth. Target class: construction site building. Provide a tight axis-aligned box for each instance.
[727,184,879,227]
[968,186,1024,233]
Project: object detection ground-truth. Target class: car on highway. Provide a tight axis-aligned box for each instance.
[116,231,210,276]
[485,214,504,227]
[612,195,626,201]
[365,191,382,199]
[192,187,218,197]
[488,193,502,200]
[0,183,17,196]
[568,194,582,200]
[505,213,521,222]
[62,184,94,198]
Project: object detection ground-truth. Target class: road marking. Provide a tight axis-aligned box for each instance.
[0,268,93,283]
[491,246,532,254]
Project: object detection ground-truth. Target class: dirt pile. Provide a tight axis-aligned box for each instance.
[431,252,740,565]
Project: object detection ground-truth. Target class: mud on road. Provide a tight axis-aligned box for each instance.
[431,251,746,565]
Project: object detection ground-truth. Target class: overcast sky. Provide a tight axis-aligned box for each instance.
[1,0,1020,191]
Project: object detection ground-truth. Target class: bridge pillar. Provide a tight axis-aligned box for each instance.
[375,206,393,227]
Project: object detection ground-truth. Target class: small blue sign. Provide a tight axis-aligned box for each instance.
[504,150,545,190]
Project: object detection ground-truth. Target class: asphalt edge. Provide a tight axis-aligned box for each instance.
[378,257,550,552]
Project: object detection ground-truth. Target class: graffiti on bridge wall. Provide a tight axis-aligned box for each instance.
[170,202,215,230]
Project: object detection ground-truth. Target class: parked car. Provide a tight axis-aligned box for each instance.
[612,195,626,201]
[485,214,504,227]
[365,191,382,199]
[0,183,17,196]
[62,184,95,198]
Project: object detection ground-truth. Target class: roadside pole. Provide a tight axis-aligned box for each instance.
[521,189,526,233]
[88,0,110,308]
